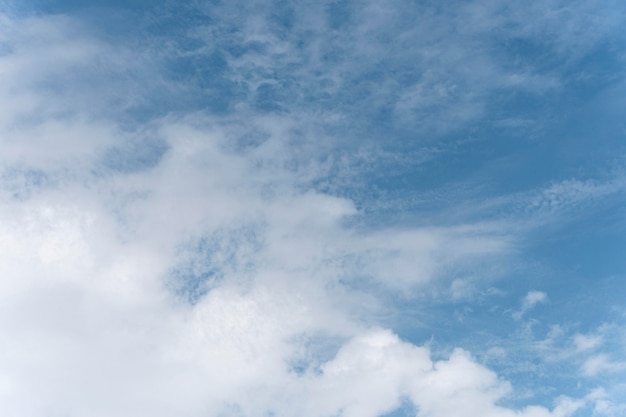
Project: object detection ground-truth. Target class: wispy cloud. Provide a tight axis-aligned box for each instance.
[513,290,548,320]
[582,354,626,377]
[574,333,603,352]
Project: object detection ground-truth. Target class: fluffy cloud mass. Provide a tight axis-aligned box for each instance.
[0,111,518,416]
[1,1,625,416]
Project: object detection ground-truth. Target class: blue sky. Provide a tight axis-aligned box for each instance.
[0,1,625,416]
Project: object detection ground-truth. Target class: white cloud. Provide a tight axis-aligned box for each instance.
[524,291,548,308]
[582,354,626,377]
[0,107,560,416]
[525,180,624,218]
[513,290,548,320]
[574,333,603,352]
[587,388,626,417]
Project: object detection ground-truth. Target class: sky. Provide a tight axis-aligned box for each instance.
[0,0,625,416]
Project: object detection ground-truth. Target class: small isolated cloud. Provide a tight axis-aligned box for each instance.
[524,290,548,308]
[513,290,548,320]
[574,333,603,352]
[582,354,626,377]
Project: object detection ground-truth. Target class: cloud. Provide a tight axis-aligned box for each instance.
[582,354,626,377]
[574,333,603,352]
[588,388,626,417]
[524,180,626,218]
[1,2,625,416]
[524,291,548,308]
[512,290,548,320]
[140,0,623,139]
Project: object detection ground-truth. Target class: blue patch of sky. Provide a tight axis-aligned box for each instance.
[169,225,264,304]
[1,167,51,200]
[380,399,417,417]
[288,333,345,376]
[23,0,161,13]
[169,234,230,305]
[100,137,169,174]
